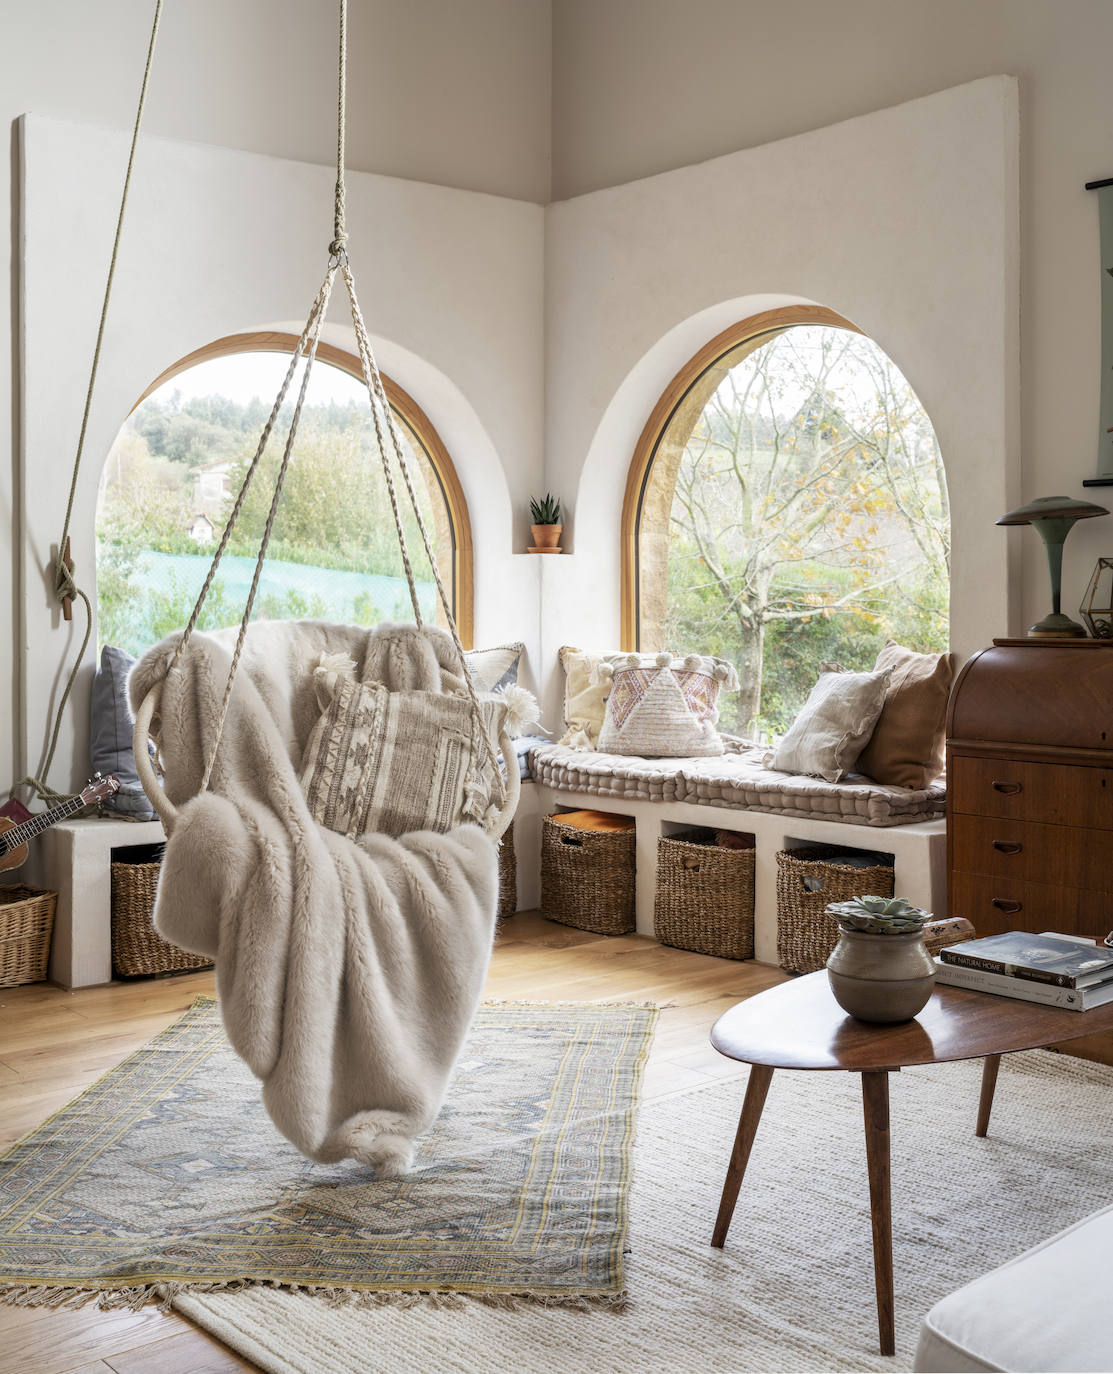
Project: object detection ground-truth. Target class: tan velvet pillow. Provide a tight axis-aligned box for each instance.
[855,640,954,790]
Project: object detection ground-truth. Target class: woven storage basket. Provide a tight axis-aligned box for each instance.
[0,886,56,988]
[540,815,635,935]
[497,825,517,920]
[654,834,754,960]
[776,845,895,974]
[111,851,213,978]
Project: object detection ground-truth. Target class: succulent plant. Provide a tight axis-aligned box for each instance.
[826,894,932,935]
[529,492,562,525]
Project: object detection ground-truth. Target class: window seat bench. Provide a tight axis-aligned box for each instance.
[521,743,947,964]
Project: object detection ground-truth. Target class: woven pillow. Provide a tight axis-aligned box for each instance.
[596,652,739,758]
[299,663,507,839]
[855,640,954,789]
[558,646,632,750]
[766,666,892,783]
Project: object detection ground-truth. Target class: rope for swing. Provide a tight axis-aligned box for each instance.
[15,0,163,803]
[166,0,503,809]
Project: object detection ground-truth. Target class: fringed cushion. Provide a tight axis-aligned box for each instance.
[300,662,507,839]
[596,653,739,758]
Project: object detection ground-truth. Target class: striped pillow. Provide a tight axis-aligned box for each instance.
[299,664,507,839]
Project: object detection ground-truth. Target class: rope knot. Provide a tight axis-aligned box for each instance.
[54,559,78,605]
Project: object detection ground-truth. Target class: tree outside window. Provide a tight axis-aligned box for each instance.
[96,350,456,657]
[637,325,949,737]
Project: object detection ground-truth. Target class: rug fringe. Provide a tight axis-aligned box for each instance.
[0,1279,628,1315]
[482,997,662,1011]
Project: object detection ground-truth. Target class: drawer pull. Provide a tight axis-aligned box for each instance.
[991,898,1022,913]
[992,781,1023,795]
[560,835,583,847]
[681,855,702,871]
[992,840,1022,855]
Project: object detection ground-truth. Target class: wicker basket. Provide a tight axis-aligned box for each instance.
[111,850,213,978]
[497,826,517,921]
[0,886,57,988]
[654,833,755,959]
[540,815,636,935]
[776,845,895,974]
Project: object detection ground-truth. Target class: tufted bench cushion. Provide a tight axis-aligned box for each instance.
[528,742,945,827]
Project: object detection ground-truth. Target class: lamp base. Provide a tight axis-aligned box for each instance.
[1028,611,1088,638]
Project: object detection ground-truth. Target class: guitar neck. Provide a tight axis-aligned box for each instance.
[1,794,89,851]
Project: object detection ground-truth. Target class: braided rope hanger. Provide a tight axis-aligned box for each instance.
[135,0,507,829]
[15,0,163,803]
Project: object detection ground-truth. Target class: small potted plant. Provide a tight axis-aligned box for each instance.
[529,493,563,553]
[824,895,936,1023]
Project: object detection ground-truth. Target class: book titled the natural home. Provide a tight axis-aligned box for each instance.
[939,931,1113,988]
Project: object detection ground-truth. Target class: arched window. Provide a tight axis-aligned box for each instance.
[96,332,473,656]
[623,307,949,738]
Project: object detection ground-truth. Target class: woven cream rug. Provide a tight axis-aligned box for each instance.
[177,1048,1113,1373]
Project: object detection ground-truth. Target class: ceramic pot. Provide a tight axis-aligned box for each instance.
[826,928,936,1023]
[530,522,563,551]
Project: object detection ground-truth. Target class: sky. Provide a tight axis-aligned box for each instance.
[148,351,366,408]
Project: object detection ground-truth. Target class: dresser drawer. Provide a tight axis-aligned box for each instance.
[949,870,1113,939]
[951,814,1113,893]
[949,756,1113,830]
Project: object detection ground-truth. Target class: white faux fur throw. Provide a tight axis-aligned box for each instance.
[129,620,498,1175]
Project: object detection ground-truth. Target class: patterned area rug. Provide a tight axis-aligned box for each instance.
[0,997,656,1309]
[178,1049,1113,1374]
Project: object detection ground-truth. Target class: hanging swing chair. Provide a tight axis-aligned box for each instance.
[96,0,517,1172]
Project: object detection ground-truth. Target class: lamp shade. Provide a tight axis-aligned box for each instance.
[997,495,1110,638]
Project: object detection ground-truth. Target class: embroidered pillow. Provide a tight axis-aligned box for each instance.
[300,664,507,839]
[596,653,739,758]
[766,666,892,783]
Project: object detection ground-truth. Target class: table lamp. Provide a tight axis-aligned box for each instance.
[996,495,1109,638]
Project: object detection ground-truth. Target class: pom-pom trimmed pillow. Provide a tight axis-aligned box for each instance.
[300,663,507,839]
[766,666,891,783]
[596,652,739,758]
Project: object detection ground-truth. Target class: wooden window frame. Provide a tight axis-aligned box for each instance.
[131,331,475,647]
[619,304,861,650]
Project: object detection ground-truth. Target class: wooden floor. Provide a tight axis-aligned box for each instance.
[0,913,786,1374]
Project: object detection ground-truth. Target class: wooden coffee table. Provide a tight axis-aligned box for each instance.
[709,973,1113,1355]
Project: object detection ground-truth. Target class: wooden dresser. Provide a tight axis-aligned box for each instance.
[947,639,1113,940]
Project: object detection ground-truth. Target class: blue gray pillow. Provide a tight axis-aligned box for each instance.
[464,642,525,694]
[90,645,159,820]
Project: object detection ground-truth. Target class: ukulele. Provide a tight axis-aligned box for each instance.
[0,775,122,872]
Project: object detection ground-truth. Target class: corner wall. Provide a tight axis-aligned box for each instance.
[542,77,1020,725]
[19,116,545,788]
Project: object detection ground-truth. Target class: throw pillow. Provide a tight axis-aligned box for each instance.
[300,662,508,839]
[767,666,892,783]
[596,652,739,758]
[855,640,954,789]
[90,644,159,820]
[557,646,631,750]
[464,642,525,694]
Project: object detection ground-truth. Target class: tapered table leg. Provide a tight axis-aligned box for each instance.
[711,1064,774,1248]
[861,1070,894,1357]
[976,1054,1001,1138]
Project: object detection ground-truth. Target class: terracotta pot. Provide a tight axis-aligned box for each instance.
[826,928,935,1024]
[530,522,563,551]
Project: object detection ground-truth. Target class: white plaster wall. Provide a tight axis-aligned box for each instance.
[552,0,1113,653]
[543,77,1020,725]
[19,116,544,789]
[0,0,551,792]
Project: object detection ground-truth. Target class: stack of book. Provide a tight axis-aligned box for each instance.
[935,931,1113,1011]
